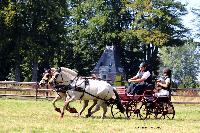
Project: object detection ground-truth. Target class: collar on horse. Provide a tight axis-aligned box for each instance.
[54,76,109,102]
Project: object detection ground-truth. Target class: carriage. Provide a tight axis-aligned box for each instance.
[110,86,175,120]
[40,67,175,119]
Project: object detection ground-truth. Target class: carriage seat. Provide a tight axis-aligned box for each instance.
[116,87,132,101]
[134,84,154,95]
[143,89,155,101]
[155,96,170,103]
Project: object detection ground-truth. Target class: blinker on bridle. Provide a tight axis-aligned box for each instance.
[52,67,78,87]
[53,71,64,84]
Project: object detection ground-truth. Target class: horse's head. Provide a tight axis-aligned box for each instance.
[48,67,78,86]
[39,68,56,87]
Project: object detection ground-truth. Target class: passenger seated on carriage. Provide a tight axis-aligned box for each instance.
[155,68,172,97]
[126,62,154,95]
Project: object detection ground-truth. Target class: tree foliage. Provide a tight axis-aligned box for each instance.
[0,0,188,82]
[159,40,200,88]
[192,7,200,39]
[0,0,69,81]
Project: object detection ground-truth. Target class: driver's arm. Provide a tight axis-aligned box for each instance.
[128,75,138,82]
[130,77,146,83]
[130,71,150,83]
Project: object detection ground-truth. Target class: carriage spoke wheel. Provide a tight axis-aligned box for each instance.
[126,101,138,119]
[146,102,156,119]
[163,103,175,119]
[139,102,148,120]
[154,103,164,119]
[111,103,126,119]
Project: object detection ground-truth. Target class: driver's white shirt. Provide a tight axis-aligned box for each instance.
[136,71,151,83]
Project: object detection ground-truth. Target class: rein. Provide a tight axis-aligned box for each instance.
[81,89,109,102]
[55,77,109,102]
[52,70,110,102]
[53,75,78,92]
[70,77,109,102]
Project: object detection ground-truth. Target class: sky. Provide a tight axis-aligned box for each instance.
[177,0,200,41]
[176,0,200,81]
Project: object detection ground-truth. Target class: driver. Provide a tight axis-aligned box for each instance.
[126,62,152,95]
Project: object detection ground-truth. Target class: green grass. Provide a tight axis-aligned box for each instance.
[0,98,200,133]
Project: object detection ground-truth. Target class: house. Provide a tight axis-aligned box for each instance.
[91,45,125,85]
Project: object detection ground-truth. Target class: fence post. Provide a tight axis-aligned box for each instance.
[35,82,38,101]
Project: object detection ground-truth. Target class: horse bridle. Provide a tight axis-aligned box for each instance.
[41,72,51,84]
[51,68,78,87]
[53,73,64,84]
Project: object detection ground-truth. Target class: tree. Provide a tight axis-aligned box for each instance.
[0,0,188,82]
[0,1,23,81]
[119,0,188,77]
[159,40,199,88]
[66,0,126,75]
[0,0,69,81]
[23,0,69,81]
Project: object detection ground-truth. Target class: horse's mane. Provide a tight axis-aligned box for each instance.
[49,67,78,80]
[60,67,78,79]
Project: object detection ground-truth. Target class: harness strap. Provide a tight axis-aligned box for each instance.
[82,90,108,102]
[80,91,85,100]
[54,76,109,102]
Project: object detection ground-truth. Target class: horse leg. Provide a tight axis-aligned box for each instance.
[61,97,74,118]
[86,100,102,118]
[87,100,97,115]
[100,102,108,119]
[78,100,89,116]
[61,99,68,118]
[52,92,65,113]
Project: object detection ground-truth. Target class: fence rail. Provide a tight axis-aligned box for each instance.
[0,81,200,103]
[0,81,54,100]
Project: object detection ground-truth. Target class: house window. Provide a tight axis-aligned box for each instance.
[102,75,107,80]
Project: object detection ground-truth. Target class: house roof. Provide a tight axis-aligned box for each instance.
[91,45,125,75]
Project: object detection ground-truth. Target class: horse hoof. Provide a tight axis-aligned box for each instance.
[101,116,105,119]
[60,112,64,118]
[55,108,61,113]
[86,113,91,118]
[68,108,78,113]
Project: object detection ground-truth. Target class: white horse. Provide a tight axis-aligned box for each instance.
[39,68,97,116]
[48,67,125,119]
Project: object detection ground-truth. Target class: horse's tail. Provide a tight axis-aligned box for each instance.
[113,88,125,113]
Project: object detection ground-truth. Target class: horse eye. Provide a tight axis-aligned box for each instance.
[55,74,59,78]
[46,75,50,78]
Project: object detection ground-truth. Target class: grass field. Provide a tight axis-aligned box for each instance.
[0,98,200,133]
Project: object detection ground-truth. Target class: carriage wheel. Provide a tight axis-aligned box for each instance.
[138,102,148,120]
[154,103,164,119]
[126,101,138,119]
[111,103,126,119]
[163,103,175,119]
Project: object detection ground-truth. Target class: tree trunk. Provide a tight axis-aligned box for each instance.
[143,44,147,61]
[32,59,38,82]
[15,37,21,82]
[147,44,151,61]
[15,63,20,82]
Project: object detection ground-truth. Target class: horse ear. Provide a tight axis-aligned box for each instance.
[57,67,61,73]
[47,69,51,73]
